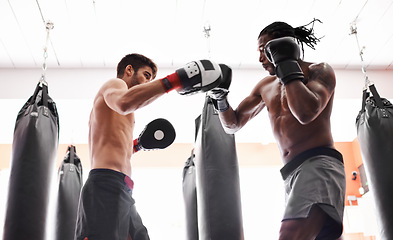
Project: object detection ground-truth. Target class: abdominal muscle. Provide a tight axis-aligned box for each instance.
[269,110,334,165]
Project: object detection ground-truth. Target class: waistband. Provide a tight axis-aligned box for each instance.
[89,168,134,190]
[280,146,343,180]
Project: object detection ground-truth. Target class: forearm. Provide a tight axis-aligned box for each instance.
[284,81,320,124]
[217,107,241,134]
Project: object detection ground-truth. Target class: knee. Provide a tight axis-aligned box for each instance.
[279,230,314,240]
[278,224,300,240]
[278,221,318,240]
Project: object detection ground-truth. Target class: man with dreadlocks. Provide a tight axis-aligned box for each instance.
[208,20,346,239]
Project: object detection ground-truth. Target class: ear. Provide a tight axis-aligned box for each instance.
[126,65,134,76]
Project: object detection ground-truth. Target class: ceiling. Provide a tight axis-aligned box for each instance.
[0,0,393,70]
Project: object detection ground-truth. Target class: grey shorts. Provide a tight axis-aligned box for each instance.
[280,147,346,240]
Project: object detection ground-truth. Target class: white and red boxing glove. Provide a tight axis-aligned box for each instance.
[160,60,223,95]
[133,118,176,153]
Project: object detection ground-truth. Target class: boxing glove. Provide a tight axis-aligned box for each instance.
[207,64,232,112]
[160,60,223,95]
[133,118,176,153]
[264,36,304,84]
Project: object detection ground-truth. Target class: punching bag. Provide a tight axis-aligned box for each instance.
[55,145,83,240]
[3,82,59,240]
[182,116,201,240]
[194,96,244,240]
[182,150,199,240]
[356,84,393,240]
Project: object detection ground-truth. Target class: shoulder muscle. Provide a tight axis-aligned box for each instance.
[308,63,335,93]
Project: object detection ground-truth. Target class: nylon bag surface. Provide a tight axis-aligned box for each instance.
[356,84,393,240]
[3,83,59,240]
[55,145,83,240]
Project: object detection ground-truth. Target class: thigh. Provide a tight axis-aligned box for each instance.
[128,204,150,240]
[279,205,327,240]
[75,179,131,240]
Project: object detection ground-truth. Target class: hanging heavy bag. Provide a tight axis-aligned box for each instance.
[3,82,59,240]
[182,150,199,240]
[55,145,83,240]
[356,84,393,240]
[182,115,201,240]
[194,96,244,240]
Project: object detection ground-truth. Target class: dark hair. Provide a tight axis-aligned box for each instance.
[117,53,157,79]
[258,19,322,56]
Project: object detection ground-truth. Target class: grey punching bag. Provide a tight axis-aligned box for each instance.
[194,93,244,238]
[55,145,83,240]
[182,116,201,240]
[356,84,393,240]
[3,82,59,240]
[182,150,199,240]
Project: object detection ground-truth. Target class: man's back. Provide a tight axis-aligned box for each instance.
[89,79,134,176]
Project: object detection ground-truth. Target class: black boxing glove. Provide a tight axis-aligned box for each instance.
[207,64,232,112]
[133,118,176,153]
[264,36,304,84]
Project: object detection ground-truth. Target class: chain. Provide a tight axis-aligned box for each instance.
[350,21,372,89]
[40,21,54,86]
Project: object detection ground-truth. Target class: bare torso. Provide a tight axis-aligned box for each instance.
[259,74,334,164]
[219,61,336,165]
[89,89,135,177]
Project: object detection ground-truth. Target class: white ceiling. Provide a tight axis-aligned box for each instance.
[0,0,393,70]
[1,0,393,145]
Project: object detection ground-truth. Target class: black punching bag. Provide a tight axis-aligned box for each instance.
[3,82,59,240]
[356,84,393,240]
[182,115,201,240]
[55,145,83,240]
[194,95,244,240]
[182,150,199,240]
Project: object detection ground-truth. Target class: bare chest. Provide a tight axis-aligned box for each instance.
[262,82,290,116]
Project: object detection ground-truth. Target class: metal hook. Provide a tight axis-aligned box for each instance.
[39,74,48,87]
[203,23,211,38]
[46,21,54,31]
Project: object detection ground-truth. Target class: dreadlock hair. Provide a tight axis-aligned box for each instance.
[258,19,322,58]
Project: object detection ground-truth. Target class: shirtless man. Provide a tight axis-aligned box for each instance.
[74,54,222,240]
[208,20,346,239]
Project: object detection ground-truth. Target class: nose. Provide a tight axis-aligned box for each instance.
[259,50,265,63]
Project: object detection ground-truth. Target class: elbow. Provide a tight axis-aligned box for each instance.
[294,99,321,125]
[222,122,240,135]
[296,109,319,125]
[223,127,237,135]
[297,115,314,125]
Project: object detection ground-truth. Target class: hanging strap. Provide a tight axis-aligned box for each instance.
[42,84,49,107]
[368,84,384,109]
[29,83,42,105]
[68,145,77,172]
[359,84,385,111]
[28,83,49,108]
[69,145,76,165]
